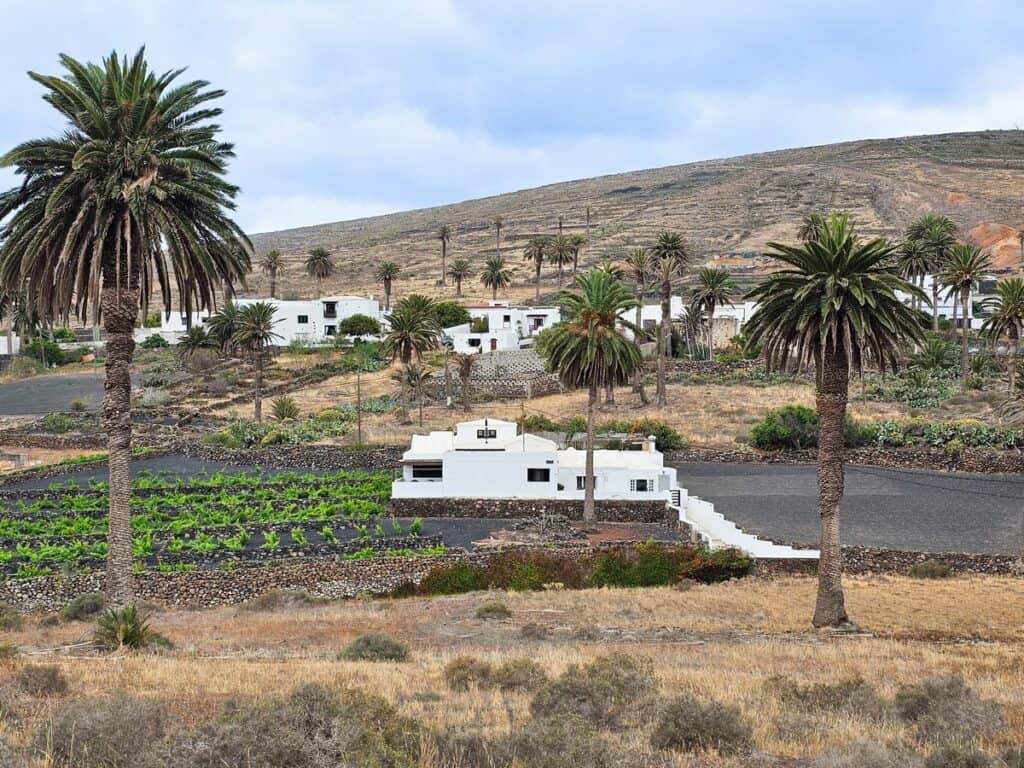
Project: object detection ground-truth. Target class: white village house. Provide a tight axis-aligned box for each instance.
[393,417,817,559]
[443,301,561,354]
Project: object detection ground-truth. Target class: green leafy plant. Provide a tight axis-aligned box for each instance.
[271,395,300,421]
[93,604,169,651]
[338,633,409,662]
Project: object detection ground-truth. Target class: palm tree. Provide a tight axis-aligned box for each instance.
[437,224,453,286]
[232,302,281,423]
[480,255,512,299]
[623,247,653,404]
[260,250,283,299]
[649,231,690,406]
[744,213,925,628]
[447,258,473,298]
[393,362,432,426]
[0,49,249,603]
[569,233,587,274]
[543,269,641,521]
[548,234,575,286]
[177,326,212,359]
[896,238,930,313]
[206,302,241,357]
[305,247,334,298]
[906,215,958,331]
[493,216,504,257]
[454,352,476,412]
[374,261,400,310]
[982,277,1024,394]
[798,211,828,244]
[937,244,992,383]
[523,236,550,299]
[382,295,440,420]
[691,267,738,362]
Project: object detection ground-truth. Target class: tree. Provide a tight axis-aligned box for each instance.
[305,247,334,297]
[207,302,241,357]
[177,326,212,359]
[569,232,587,274]
[480,255,512,299]
[690,267,738,362]
[906,215,958,331]
[937,244,992,384]
[338,313,381,336]
[896,238,930,313]
[548,234,575,286]
[542,269,641,521]
[454,352,476,411]
[523,236,550,299]
[0,49,249,604]
[623,247,653,404]
[232,302,281,423]
[649,231,690,406]
[260,250,283,299]
[744,213,925,628]
[437,224,453,286]
[981,277,1024,394]
[434,300,471,329]
[374,261,400,310]
[798,211,827,244]
[382,294,440,421]
[447,258,473,298]
[393,362,432,426]
[493,215,504,257]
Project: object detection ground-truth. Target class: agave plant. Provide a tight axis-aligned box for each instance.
[94,604,169,651]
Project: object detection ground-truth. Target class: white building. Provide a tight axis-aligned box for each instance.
[444,301,561,354]
[898,275,983,330]
[140,295,385,345]
[392,417,817,559]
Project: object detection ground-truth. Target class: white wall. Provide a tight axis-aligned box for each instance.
[393,450,559,499]
[444,323,521,354]
[0,335,21,356]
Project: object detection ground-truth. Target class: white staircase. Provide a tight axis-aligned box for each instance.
[669,485,818,560]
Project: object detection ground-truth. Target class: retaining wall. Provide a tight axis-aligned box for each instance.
[388,497,672,523]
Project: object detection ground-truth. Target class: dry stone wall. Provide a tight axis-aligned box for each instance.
[388,497,672,523]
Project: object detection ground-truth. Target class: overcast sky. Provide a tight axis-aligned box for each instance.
[1,1,1022,234]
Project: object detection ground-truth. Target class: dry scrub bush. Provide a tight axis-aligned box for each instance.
[498,716,632,768]
[0,602,22,631]
[445,656,492,691]
[519,622,550,640]
[239,588,326,612]
[812,739,924,768]
[59,592,106,621]
[766,675,887,720]
[530,653,654,728]
[475,600,512,620]
[338,633,409,662]
[650,692,752,755]
[924,746,1001,768]
[16,664,69,697]
[445,657,548,694]
[894,676,1004,744]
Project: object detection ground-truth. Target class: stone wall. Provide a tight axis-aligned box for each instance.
[388,496,672,523]
[752,546,1018,577]
[183,442,404,472]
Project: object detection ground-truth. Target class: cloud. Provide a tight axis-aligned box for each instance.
[240,195,404,234]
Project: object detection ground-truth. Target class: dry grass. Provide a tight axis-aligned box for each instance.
[2,575,1022,764]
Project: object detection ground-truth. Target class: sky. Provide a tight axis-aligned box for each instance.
[0,1,1022,234]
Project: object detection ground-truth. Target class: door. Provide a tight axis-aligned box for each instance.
[489,338,498,352]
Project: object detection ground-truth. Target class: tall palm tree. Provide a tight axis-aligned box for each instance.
[798,211,828,244]
[548,234,575,286]
[437,224,453,286]
[691,267,738,362]
[260,250,283,299]
[623,247,653,404]
[305,247,334,298]
[206,302,241,357]
[232,302,281,423]
[447,258,473,298]
[480,255,512,300]
[492,216,504,258]
[906,214,958,331]
[454,352,476,412]
[569,232,587,274]
[982,277,1024,394]
[374,261,400,310]
[649,231,689,406]
[0,49,249,603]
[896,238,930,313]
[937,245,992,383]
[523,236,550,300]
[382,294,440,420]
[744,213,925,628]
[543,269,641,521]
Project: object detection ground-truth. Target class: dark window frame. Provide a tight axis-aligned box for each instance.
[527,468,551,483]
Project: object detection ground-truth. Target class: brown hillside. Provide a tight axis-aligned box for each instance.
[246,130,1024,302]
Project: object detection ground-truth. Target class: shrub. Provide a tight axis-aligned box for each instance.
[651,692,752,754]
[530,653,654,728]
[602,417,687,451]
[750,404,818,449]
[139,334,169,349]
[70,398,88,412]
[812,740,924,768]
[94,604,170,651]
[482,549,585,591]
[491,658,549,693]
[418,562,486,595]
[271,395,300,421]
[585,545,751,588]
[39,412,75,434]
[445,656,492,691]
[475,600,512,620]
[22,338,64,365]
[338,313,382,336]
[908,560,954,579]
[894,676,1004,744]
[925,746,1000,768]
[434,301,472,329]
[36,692,166,768]
[497,716,625,768]
[766,675,886,720]
[339,633,409,662]
[62,593,107,623]
[17,664,69,697]
[5,356,45,378]
[0,602,23,631]
[1003,747,1024,768]
[239,588,325,612]
[519,622,550,640]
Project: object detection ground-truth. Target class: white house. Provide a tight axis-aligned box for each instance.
[141,295,385,345]
[898,275,984,330]
[444,301,561,354]
[392,417,817,559]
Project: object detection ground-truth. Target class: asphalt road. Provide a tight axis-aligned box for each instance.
[671,462,1024,555]
[0,372,106,416]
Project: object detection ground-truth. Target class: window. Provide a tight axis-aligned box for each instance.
[476,429,497,439]
[411,463,443,479]
[468,338,481,347]
[323,301,337,318]
[503,314,511,324]
[297,315,309,325]
[325,325,336,336]
[575,475,596,490]
[630,479,651,492]
[527,468,550,483]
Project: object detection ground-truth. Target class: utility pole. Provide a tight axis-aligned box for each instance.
[356,367,363,445]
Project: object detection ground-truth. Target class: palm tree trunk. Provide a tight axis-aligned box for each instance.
[583,380,597,522]
[101,286,138,605]
[707,306,716,363]
[535,261,541,300]
[492,286,498,300]
[604,382,615,405]
[418,385,424,427]
[657,281,670,407]
[455,278,462,298]
[932,281,939,332]
[813,346,851,628]
[398,376,410,422]
[441,242,447,287]
[632,299,644,395]
[1010,325,1019,395]
[462,373,471,412]
[253,350,264,423]
[269,271,277,300]
[960,288,970,385]
[384,285,391,311]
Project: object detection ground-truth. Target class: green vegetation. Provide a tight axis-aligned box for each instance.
[93,604,170,651]
[139,334,170,349]
[338,633,409,662]
[519,414,686,452]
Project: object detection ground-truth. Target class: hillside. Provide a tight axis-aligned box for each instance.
[248,130,1024,302]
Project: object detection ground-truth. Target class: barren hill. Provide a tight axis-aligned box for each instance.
[247,130,1024,302]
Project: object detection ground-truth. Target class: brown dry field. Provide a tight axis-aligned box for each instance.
[3,575,1023,765]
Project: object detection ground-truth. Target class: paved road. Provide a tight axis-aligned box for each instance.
[0,372,106,416]
[671,462,1024,555]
